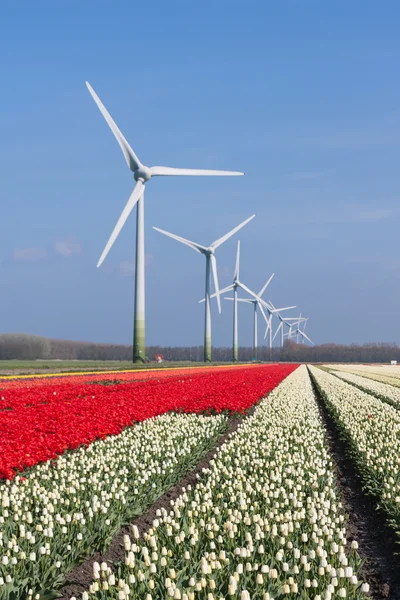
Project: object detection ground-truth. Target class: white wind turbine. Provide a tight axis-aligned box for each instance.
[86,82,243,363]
[248,296,296,355]
[223,280,295,360]
[282,316,312,344]
[293,326,313,345]
[296,313,303,344]
[199,241,273,362]
[268,300,300,348]
[295,317,313,345]
[153,216,255,362]
[272,314,306,347]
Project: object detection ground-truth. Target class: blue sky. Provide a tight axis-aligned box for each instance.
[1,0,400,347]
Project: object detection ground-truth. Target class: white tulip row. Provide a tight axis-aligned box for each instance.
[80,366,369,600]
[0,412,227,600]
[331,370,400,407]
[323,364,400,388]
[323,364,400,377]
[310,366,400,537]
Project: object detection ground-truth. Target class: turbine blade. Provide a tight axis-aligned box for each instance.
[224,297,253,303]
[258,297,274,312]
[271,305,296,313]
[86,82,141,172]
[272,322,283,342]
[258,273,275,298]
[300,330,314,344]
[153,228,207,253]
[233,240,240,280]
[199,284,233,303]
[263,315,272,339]
[211,215,255,250]
[97,181,144,267]
[237,281,258,300]
[150,166,244,177]
[284,317,305,321]
[210,254,221,313]
[258,302,269,325]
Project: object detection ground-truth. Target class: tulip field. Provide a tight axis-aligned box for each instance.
[2,362,400,598]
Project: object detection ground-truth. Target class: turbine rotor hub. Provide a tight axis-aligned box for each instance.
[134,166,152,182]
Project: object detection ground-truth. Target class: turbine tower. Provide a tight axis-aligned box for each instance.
[86,82,243,363]
[154,216,255,362]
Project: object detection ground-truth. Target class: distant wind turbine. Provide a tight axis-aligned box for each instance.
[86,81,243,362]
[153,216,255,362]
[199,241,273,362]
[295,316,312,345]
[224,278,274,360]
[294,326,313,345]
[224,280,294,360]
[273,316,306,347]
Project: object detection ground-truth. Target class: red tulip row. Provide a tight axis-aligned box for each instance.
[0,364,298,479]
[0,364,242,390]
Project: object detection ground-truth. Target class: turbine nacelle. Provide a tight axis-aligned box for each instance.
[134,166,152,182]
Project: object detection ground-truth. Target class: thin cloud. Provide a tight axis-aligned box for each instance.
[353,207,400,222]
[55,239,82,257]
[12,247,48,263]
[120,260,135,277]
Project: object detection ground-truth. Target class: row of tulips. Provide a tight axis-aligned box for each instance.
[79,365,369,600]
[0,365,248,391]
[0,365,297,479]
[309,366,400,540]
[0,412,227,599]
[331,370,400,408]
[323,364,400,388]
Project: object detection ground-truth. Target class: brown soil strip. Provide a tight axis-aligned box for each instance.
[309,369,400,600]
[58,412,250,600]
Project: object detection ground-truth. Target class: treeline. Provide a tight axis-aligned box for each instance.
[0,334,399,363]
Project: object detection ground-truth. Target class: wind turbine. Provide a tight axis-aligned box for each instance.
[294,325,313,345]
[223,297,264,361]
[153,215,255,362]
[251,297,296,354]
[296,317,312,345]
[273,316,306,347]
[269,301,299,348]
[224,282,294,360]
[296,313,303,344]
[282,316,309,343]
[199,241,273,362]
[86,82,243,363]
